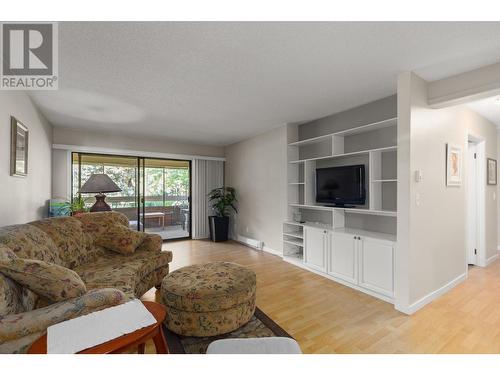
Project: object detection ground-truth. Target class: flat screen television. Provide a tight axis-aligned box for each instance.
[316,165,366,206]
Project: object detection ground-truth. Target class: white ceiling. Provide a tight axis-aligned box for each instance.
[30,22,500,146]
[467,96,500,129]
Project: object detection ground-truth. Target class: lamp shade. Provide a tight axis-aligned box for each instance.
[80,174,122,194]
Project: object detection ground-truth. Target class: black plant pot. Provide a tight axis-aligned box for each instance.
[209,215,229,242]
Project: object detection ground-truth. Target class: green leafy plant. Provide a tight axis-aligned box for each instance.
[70,196,88,214]
[208,186,237,217]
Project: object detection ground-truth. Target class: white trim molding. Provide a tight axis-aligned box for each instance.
[395,273,466,315]
[53,144,226,162]
[263,246,282,257]
[486,250,500,266]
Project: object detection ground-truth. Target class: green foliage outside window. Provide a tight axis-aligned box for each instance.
[72,162,189,209]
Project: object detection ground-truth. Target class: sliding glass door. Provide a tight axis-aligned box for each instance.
[139,158,191,240]
[72,153,191,240]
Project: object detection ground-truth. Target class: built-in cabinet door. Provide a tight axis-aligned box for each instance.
[358,237,394,297]
[304,226,327,273]
[328,232,357,284]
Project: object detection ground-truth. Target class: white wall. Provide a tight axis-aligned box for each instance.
[224,125,288,253]
[396,72,497,313]
[0,92,53,226]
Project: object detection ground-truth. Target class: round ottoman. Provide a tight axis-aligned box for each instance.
[161,261,256,337]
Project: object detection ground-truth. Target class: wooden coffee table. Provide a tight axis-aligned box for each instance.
[28,301,168,354]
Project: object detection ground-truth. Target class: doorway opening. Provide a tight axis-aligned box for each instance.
[466,134,486,267]
[71,152,191,241]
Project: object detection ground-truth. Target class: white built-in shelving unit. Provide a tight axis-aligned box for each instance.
[283,114,398,303]
[287,116,397,217]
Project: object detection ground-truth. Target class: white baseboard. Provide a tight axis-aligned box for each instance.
[263,246,282,257]
[486,252,499,266]
[395,273,466,315]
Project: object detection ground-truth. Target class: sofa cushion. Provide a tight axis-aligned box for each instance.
[0,255,86,303]
[95,223,146,255]
[77,211,130,238]
[0,224,62,265]
[0,246,27,316]
[29,217,93,269]
[74,249,172,298]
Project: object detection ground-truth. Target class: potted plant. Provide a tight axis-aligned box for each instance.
[70,196,88,217]
[207,186,237,242]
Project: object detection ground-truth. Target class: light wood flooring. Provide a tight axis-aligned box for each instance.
[141,239,500,354]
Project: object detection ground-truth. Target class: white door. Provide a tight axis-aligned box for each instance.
[467,142,479,265]
[358,237,394,297]
[304,226,327,272]
[328,232,357,284]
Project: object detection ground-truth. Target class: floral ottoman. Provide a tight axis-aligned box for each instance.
[161,262,256,337]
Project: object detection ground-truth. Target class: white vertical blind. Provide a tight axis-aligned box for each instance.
[192,159,224,239]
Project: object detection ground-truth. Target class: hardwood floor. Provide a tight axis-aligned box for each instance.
[141,239,500,354]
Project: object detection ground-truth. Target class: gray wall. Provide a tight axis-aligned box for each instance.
[0,92,53,226]
[224,125,288,253]
[298,95,397,139]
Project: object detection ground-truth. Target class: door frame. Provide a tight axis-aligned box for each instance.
[465,132,486,272]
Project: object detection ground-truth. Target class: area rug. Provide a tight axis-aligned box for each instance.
[163,307,293,354]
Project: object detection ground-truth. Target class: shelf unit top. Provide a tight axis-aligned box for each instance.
[289,203,397,217]
[289,145,397,164]
[288,117,397,147]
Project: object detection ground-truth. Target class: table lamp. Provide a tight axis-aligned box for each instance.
[80,174,122,212]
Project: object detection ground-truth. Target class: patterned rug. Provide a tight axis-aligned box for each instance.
[163,307,293,354]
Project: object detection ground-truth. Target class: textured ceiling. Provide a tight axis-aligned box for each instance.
[31,22,500,146]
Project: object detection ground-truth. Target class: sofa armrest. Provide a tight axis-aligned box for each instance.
[137,233,163,253]
[0,288,126,343]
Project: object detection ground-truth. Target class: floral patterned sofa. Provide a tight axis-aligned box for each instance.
[0,212,172,353]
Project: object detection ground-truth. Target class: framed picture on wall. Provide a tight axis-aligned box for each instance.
[10,116,29,177]
[487,158,497,185]
[446,143,462,186]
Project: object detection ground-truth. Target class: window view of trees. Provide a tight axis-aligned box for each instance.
[72,159,189,210]
[145,167,189,207]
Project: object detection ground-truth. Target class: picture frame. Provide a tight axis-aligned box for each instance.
[487,158,497,185]
[446,143,462,187]
[10,116,29,177]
